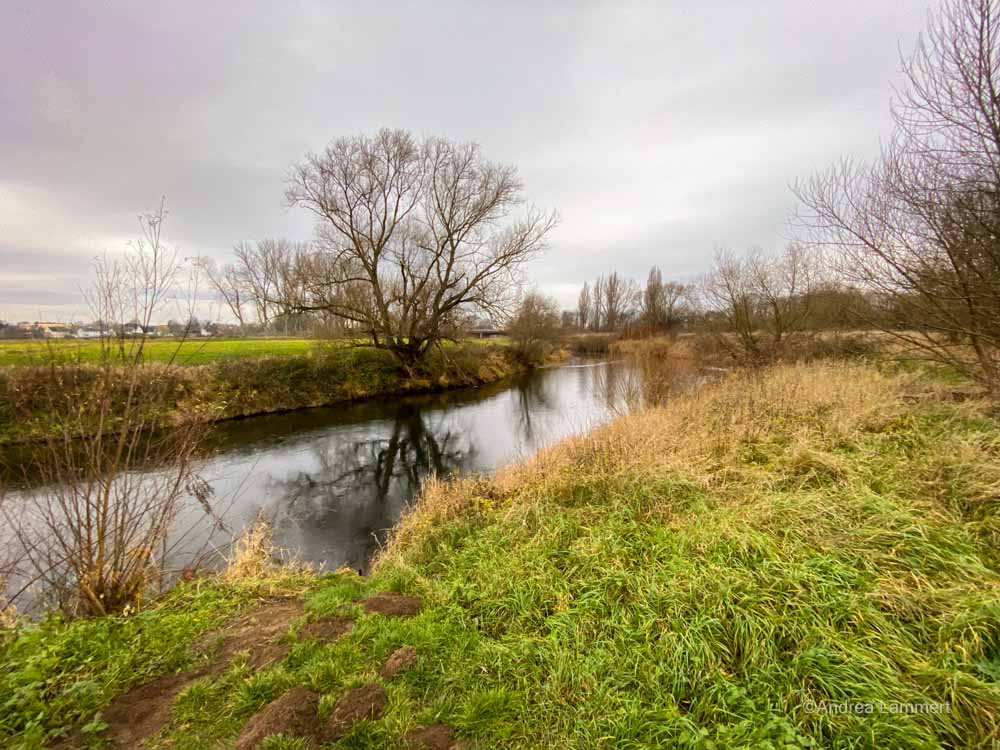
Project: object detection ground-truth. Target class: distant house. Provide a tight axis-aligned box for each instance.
[122,323,159,337]
[34,322,72,339]
[72,321,112,339]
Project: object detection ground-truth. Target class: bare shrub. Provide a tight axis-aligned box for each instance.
[795,0,1000,391]
[1,202,222,617]
[699,245,819,365]
[508,291,562,365]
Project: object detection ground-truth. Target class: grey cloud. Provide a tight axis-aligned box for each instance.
[1,0,932,317]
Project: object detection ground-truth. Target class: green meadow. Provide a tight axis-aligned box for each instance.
[0,338,324,367]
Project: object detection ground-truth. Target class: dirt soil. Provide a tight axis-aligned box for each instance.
[72,598,307,749]
[405,724,459,749]
[54,596,435,749]
[362,591,423,617]
[298,615,354,642]
[98,671,195,748]
[234,686,322,750]
[380,644,418,679]
[197,598,304,674]
[325,682,388,741]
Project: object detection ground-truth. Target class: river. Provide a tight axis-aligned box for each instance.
[1,360,636,611]
[172,358,635,571]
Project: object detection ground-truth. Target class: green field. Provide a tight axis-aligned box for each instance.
[0,336,509,368]
[0,338,330,367]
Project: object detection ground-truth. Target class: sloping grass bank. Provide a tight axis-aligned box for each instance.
[0,342,519,444]
[2,362,999,748]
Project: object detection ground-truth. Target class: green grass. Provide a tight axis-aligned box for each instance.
[2,363,999,748]
[0,576,316,749]
[0,338,330,367]
[0,341,522,444]
[0,336,514,368]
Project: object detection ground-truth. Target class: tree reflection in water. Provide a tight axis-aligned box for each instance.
[266,404,474,571]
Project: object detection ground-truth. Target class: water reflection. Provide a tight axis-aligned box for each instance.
[265,405,474,569]
[10,360,633,581]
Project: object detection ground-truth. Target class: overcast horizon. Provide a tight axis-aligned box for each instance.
[2,1,931,322]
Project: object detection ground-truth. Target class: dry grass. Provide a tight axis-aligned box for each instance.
[369,359,1000,746]
[382,361,903,554]
[222,518,314,585]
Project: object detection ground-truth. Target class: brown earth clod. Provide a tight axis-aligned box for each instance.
[362,592,423,617]
[325,683,388,741]
[405,724,459,750]
[196,599,304,675]
[380,645,418,679]
[298,615,354,643]
[89,599,304,749]
[98,672,195,748]
[234,686,322,750]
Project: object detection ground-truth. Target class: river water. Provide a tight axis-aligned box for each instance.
[165,358,636,573]
[0,360,636,612]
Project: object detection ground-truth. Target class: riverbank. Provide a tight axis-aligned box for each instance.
[0,341,524,445]
[2,360,999,748]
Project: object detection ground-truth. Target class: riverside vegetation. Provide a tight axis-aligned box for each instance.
[2,351,998,749]
[0,341,521,445]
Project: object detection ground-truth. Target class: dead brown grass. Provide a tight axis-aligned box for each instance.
[379,361,908,561]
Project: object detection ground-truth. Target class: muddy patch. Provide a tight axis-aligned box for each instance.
[362,592,422,617]
[380,645,418,679]
[196,598,304,674]
[325,683,387,741]
[74,599,304,749]
[298,615,354,643]
[235,686,322,750]
[405,724,458,749]
[86,671,192,748]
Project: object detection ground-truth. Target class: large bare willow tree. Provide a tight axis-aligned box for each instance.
[277,128,556,371]
[796,0,1000,391]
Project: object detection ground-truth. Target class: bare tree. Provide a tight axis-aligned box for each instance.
[642,267,666,328]
[662,281,690,330]
[592,275,606,330]
[201,257,248,327]
[577,281,592,330]
[599,272,640,331]
[795,0,1000,390]
[700,245,816,363]
[642,266,690,331]
[1,202,222,616]
[508,291,562,364]
[266,129,555,371]
[202,239,311,332]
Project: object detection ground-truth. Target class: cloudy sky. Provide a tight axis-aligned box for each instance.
[2,0,931,322]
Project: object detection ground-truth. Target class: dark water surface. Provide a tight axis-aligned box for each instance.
[165,359,635,571]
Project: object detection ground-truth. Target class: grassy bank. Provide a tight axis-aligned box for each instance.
[2,361,999,748]
[0,342,521,444]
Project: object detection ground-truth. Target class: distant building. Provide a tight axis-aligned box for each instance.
[33,322,72,339]
[469,326,506,339]
[122,323,159,337]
